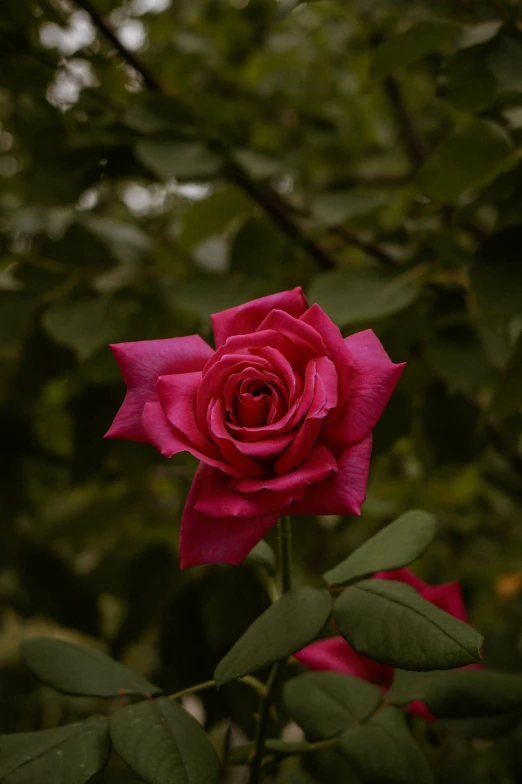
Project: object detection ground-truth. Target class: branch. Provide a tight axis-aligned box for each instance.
[383,77,428,170]
[71,0,338,271]
[74,0,164,92]
[332,226,399,267]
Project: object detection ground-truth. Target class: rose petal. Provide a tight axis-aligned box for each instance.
[157,372,218,459]
[257,309,327,363]
[141,401,242,476]
[105,336,214,442]
[295,637,394,688]
[179,463,278,568]
[193,464,295,518]
[211,287,308,348]
[300,304,354,407]
[324,330,405,446]
[230,443,337,495]
[288,435,372,516]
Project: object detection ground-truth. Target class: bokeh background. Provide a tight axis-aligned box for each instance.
[1,0,522,781]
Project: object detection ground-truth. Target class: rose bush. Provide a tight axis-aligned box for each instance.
[106,288,404,567]
[295,568,474,720]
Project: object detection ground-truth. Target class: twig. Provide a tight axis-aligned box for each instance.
[332,226,399,267]
[74,0,164,93]
[383,77,428,170]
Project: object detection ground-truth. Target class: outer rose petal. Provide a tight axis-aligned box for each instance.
[374,569,469,622]
[193,463,295,518]
[105,336,213,442]
[300,304,354,406]
[295,637,394,688]
[211,287,308,348]
[288,435,372,516]
[180,463,278,567]
[325,330,405,446]
[229,444,337,495]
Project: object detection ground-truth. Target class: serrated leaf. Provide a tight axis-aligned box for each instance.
[373,20,459,80]
[20,637,160,698]
[284,672,382,739]
[333,580,483,671]
[308,267,418,327]
[110,697,220,784]
[323,510,437,587]
[418,120,516,202]
[214,587,332,686]
[136,138,223,181]
[388,668,522,719]
[339,707,434,784]
[0,717,110,784]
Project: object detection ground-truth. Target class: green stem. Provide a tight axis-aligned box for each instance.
[249,517,293,784]
[168,675,267,702]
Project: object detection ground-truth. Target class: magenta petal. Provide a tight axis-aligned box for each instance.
[295,637,394,688]
[142,401,242,476]
[325,330,405,446]
[193,463,293,518]
[211,287,308,348]
[288,435,372,516]
[179,463,278,568]
[300,304,354,405]
[105,336,213,442]
[230,444,337,495]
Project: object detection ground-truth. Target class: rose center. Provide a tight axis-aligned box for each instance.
[232,380,272,428]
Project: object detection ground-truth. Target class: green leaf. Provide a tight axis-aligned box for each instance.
[230,218,287,276]
[42,297,138,360]
[488,36,522,95]
[124,96,196,135]
[323,510,437,587]
[167,275,261,324]
[284,672,382,739]
[490,332,522,419]
[309,191,388,228]
[333,579,483,670]
[373,20,459,80]
[0,717,110,784]
[339,707,434,784]
[388,668,522,719]
[214,587,332,686]
[20,637,161,698]
[245,539,276,573]
[136,137,223,181]
[470,226,522,324]
[178,187,252,250]
[418,120,516,202]
[110,697,220,784]
[308,267,419,327]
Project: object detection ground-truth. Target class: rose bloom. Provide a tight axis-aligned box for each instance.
[295,568,476,720]
[105,288,404,568]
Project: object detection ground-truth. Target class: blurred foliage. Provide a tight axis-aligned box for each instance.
[1,0,522,781]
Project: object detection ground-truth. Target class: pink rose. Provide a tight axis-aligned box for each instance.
[105,288,404,568]
[295,568,475,720]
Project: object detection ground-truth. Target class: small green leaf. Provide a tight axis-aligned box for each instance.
[323,510,437,587]
[373,20,459,80]
[136,137,223,181]
[388,668,522,719]
[309,191,388,228]
[42,297,138,360]
[110,697,220,784]
[20,637,160,698]
[339,707,434,784]
[214,587,332,686]
[418,120,516,202]
[178,187,252,250]
[308,267,418,327]
[333,580,483,670]
[488,36,522,95]
[0,717,110,784]
[284,672,382,739]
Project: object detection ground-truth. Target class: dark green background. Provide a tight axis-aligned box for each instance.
[1,0,522,781]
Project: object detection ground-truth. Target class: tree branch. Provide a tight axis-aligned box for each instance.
[71,0,338,271]
[383,76,428,170]
[332,226,399,267]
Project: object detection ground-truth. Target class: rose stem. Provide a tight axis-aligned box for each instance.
[249,517,293,784]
